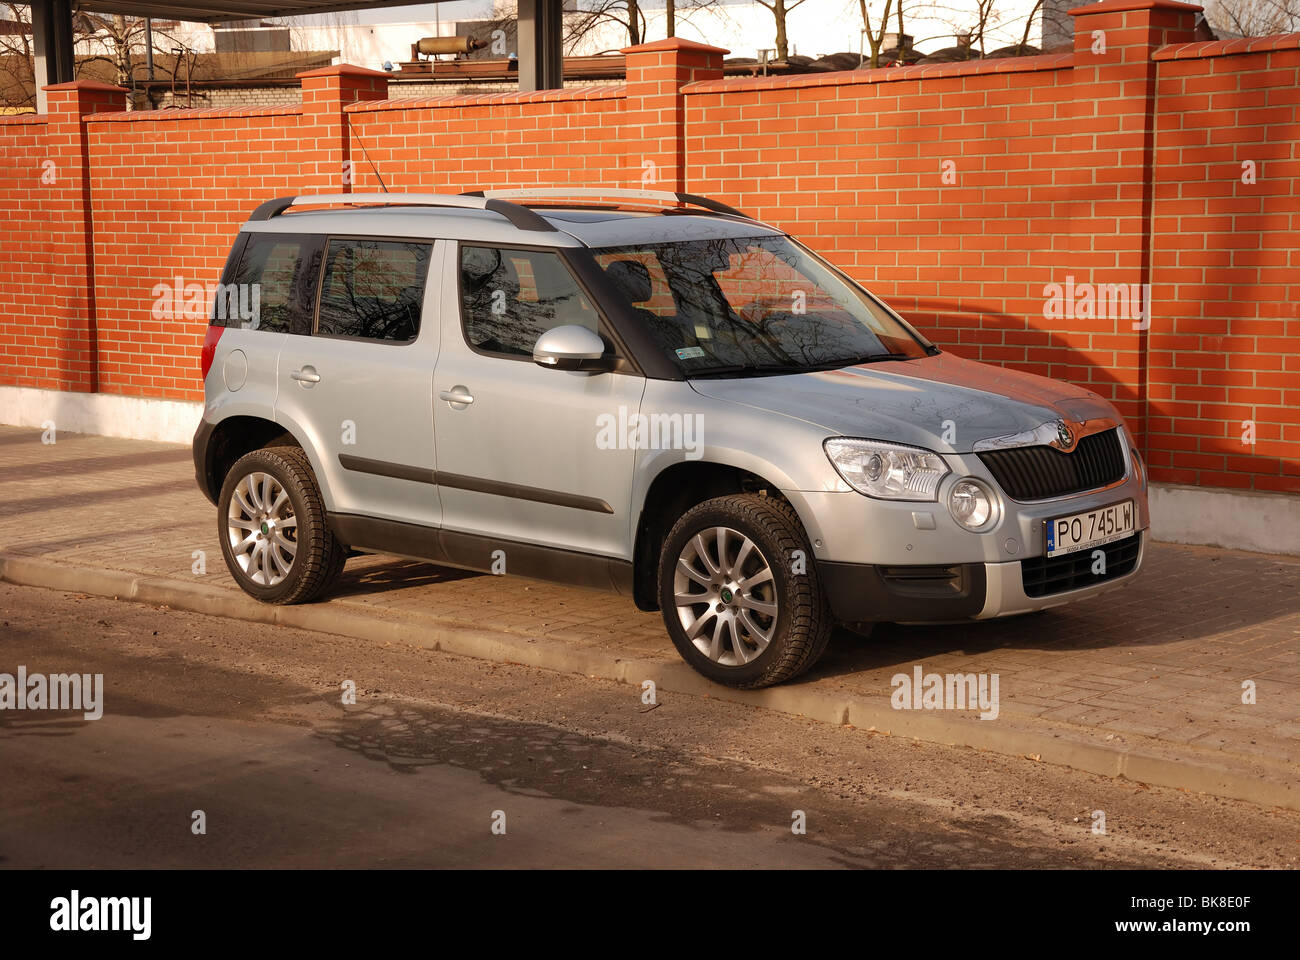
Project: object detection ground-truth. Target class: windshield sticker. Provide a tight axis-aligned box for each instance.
[675,346,706,360]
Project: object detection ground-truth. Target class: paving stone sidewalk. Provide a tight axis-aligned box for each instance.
[1,425,1297,780]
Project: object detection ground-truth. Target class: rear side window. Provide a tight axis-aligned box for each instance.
[219,233,322,335]
[459,245,600,358]
[317,238,432,343]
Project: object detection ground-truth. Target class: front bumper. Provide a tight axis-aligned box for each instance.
[819,530,1147,624]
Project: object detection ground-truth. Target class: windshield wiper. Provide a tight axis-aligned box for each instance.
[686,362,811,378]
[807,353,914,370]
[686,353,917,378]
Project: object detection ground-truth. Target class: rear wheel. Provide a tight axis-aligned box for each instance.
[658,494,833,688]
[217,445,345,604]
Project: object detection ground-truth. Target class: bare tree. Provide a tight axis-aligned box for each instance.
[0,3,35,108]
[969,0,999,53]
[858,0,896,67]
[567,0,647,49]
[1203,0,1300,35]
[0,7,189,107]
[1015,0,1043,54]
[754,0,812,60]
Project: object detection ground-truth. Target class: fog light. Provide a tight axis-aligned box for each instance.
[949,479,995,530]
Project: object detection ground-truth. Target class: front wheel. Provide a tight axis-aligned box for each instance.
[658,494,833,688]
[217,445,346,604]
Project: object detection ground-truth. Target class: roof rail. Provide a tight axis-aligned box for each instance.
[462,188,752,221]
[246,193,557,233]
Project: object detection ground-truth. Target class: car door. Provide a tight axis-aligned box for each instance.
[274,234,442,528]
[431,241,645,562]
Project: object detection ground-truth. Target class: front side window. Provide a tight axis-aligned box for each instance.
[220,233,322,335]
[316,238,431,343]
[459,245,600,358]
[593,235,930,376]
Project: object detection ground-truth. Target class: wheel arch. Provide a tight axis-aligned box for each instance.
[198,415,304,505]
[631,459,808,612]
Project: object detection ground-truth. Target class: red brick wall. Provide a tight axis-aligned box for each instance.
[87,106,308,399]
[0,114,59,389]
[0,2,1295,493]
[1149,34,1300,493]
[684,1,1298,493]
[342,85,628,193]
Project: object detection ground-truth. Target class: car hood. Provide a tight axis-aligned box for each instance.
[687,352,1120,453]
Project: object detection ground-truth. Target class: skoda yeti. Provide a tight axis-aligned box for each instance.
[194,189,1149,688]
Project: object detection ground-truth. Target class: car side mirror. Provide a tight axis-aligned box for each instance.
[532,325,612,372]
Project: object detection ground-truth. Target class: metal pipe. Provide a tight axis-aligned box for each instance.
[415,36,483,57]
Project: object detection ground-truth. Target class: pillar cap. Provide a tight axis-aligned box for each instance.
[295,63,392,80]
[621,37,730,56]
[1068,0,1203,16]
[42,79,128,93]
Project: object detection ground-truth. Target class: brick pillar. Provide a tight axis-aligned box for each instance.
[622,38,727,193]
[43,79,127,393]
[296,65,390,193]
[1065,0,1200,453]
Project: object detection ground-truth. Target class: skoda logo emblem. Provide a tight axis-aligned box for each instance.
[1055,421,1073,448]
[720,587,734,604]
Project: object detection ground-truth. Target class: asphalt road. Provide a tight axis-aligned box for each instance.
[0,581,1295,869]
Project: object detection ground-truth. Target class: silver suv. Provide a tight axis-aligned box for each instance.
[194,189,1149,688]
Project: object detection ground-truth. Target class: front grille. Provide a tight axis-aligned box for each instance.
[1021,533,1141,598]
[978,428,1126,501]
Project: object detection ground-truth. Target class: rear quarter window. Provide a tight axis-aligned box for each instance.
[217,232,322,335]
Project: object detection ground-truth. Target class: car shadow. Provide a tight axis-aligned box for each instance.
[328,557,479,598]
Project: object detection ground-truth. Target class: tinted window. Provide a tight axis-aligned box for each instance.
[460,245,600,358]
[219,233,321,335]
[317,238,431,342]
[594,236,928,375]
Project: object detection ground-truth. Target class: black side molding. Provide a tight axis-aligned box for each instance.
[436,472,613,514]
[337,454,613,514]
[338,454,436,486]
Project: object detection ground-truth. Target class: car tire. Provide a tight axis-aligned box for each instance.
[217,445,345,604]
[658,493,833,688]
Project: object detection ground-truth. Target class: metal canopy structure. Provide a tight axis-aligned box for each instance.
[30,0,565,111]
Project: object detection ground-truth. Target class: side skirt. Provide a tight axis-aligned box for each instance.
[326,512,635,596]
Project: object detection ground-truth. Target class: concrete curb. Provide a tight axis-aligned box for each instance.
[2,551,1294,812]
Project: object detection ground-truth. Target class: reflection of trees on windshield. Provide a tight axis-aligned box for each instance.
[597,236,923,372]
[656,239,790,366]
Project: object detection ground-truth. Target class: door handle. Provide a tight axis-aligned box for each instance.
[291,367,321,385]
[438,386,474,406]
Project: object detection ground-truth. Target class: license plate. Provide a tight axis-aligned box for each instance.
[1044,500,1135,558]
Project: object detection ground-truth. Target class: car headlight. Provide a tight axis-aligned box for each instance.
[823,438,950,501]
[949,478,996,530]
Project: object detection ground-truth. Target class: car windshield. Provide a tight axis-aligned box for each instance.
[593,235,931,376]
